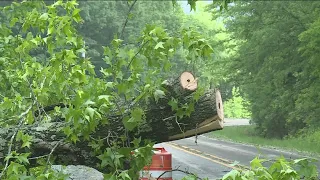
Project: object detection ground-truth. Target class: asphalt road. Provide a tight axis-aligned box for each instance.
[151,119,251,179]
[156,136,320,180]
[223,118,251,126]
[155,143,233,179]
[151,119,319,179]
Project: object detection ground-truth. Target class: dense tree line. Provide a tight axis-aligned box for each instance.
[76,1,186,76]
[207,1,320,138]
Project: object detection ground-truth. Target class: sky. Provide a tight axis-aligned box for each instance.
[179,1,212,14]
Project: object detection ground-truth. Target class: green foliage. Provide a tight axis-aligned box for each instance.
[0,0,216,179]
[222,156,318,180]
[207,1,320,138]
[77,1,186,76]
[224,87,251,119]
[211,126,320,155]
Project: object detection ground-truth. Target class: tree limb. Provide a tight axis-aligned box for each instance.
[0,102,35,178]
[120,0,138,40]
[126,40,150,70]
[156,167,203,180]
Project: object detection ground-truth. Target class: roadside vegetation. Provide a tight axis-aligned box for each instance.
[223,87,251,119]
[209,126,320,156]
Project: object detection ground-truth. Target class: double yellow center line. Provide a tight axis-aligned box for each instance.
[165,142,249,171]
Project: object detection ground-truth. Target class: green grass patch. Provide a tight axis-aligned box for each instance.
[207,125,320,156]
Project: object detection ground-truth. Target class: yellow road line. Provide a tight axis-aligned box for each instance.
[164,142,242,171]
[168,142,249,170]
[193,149,202,153]
[181,145,190,149]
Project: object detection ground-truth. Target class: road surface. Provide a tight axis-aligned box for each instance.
[152,119,251,179]
[155,143,233,179]
[151,119,319,179]
[223,118,251,126]
[154,135,319,179]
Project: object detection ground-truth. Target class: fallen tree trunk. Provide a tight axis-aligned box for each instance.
[0,71,224,169]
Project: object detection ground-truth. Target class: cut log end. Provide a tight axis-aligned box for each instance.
[180,71,197,91]
[215,89,224,123]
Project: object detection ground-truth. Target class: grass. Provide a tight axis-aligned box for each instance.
[206,125,320,156]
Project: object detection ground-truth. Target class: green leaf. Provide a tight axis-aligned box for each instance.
[154,42,164,49]
[7,162,22,175]
[21,134,32,148]
[222,170,241,180]
[119,171,131,180]
[130,108,144,122]
[72,8,81,22]
[168,98,178,111]
[10,17,19,27]
[84,100,95,106]
[16,131,32,148]
[230,161,240,167]
[187,0,197,12]
[154,89,165,102]
[48,26,54,35]
[181,175,198,180]
[16,153,30,164]
[250,157,264,169]
[39,13,49,20]
[122,116,136,131]
[63,126,72,137]
[27,111,34,125]
[16,130,23,142]
[117,83,128,94]
[98,95,111,102]
[103,173,117,180]
[97,150,113,168]
[172,0,178,7]
[132,137,141,148]
[70,133,79,144]
[85,107,95,120]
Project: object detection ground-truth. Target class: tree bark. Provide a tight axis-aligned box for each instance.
[0,72,224,171]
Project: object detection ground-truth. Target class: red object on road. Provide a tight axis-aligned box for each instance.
[139,147,172,180]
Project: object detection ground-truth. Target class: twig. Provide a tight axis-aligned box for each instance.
[43,139,64,173]
[175,116,185,137]
[113,97,131,148]
[0,102,35,178]
[162,116,175,121]
[156,168,203,180]
[90,130,118,143]
[106,131,113,147]
[38,76,50,119]
[28,154,49,160]
[119,0,138,40]
[195,123,198,145]
[126,40,150,70]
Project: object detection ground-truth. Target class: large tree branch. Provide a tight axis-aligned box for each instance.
[0,72,224,172]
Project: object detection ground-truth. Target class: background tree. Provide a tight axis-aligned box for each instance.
[77,1,186,76]
[207,1,320,138]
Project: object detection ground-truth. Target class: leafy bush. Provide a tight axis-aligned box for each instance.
[223,156,319,180]
[224,87,251,119]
